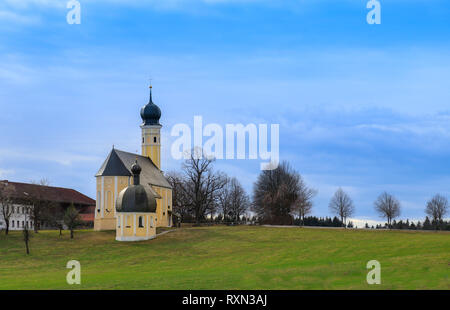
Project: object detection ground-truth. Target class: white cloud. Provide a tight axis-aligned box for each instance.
[2,0,64,10]
[0,10,40,24]
[348,218,385,228]
[0,169,14,178]
[0,149,101,166]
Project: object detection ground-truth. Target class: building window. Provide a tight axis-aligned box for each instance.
[142,137,145,143]
[22,221,24,228]
[17,221,19,227]
[153,136,157,143]
[11,220,14,228]
[138,216,144,228]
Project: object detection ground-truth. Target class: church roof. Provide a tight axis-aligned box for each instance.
[95,148,172,189]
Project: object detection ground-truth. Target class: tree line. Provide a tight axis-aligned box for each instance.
[168,152,449,230]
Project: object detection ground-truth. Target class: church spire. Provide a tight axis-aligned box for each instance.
[149,84,153,104]
[140,84,162,169]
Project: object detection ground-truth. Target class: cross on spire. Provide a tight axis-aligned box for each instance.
[148,77,153,103]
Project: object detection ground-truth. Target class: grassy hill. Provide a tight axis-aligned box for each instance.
[0,226,449,289]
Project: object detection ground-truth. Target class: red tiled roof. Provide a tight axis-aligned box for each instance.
[0,180,95,206]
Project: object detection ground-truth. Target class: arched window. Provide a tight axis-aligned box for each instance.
[106,191,111,210]
[97,191,101,213]
[153,136,157,143]
[138,216,144,228]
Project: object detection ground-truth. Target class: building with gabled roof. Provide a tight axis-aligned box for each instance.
[94,86,173,231]
[0,180,95,230]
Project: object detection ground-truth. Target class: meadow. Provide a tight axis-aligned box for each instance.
[0,226,449,289]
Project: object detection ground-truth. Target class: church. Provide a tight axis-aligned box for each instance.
[94,86,173,240]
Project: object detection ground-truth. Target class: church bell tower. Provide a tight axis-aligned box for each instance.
[140,85,162,169]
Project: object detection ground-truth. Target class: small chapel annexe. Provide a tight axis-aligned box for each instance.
[115,160,157,241]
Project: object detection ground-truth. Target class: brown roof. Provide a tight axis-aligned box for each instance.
[0,180,95,206]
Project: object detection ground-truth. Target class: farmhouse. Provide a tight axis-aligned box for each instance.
[0,180,95,230]
[94,86,173,238]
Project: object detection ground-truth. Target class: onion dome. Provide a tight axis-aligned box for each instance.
[140,86,161,126]
[115,159,157,213]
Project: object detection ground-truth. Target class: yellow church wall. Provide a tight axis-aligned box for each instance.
[152,186,173,227]
[141,125,161,169]
[116,213,156,241]
[94,175,130,231]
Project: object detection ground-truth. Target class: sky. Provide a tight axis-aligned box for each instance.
[1,0,450,225]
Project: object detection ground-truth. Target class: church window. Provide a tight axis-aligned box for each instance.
[153,136,157,143]
[106,191,111,210]
[138,216,144,228]
[142,137,144,143]
[97,191,101,209]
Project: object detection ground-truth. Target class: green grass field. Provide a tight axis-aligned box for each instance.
[0,226,449,289]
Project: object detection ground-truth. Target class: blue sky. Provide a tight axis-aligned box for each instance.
[1,0,450,225]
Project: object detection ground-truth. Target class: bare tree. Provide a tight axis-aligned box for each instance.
[292,177,317,226]
[0,181,15,235]
[252,161,301,225]
[329,188,355,227]
[64,203,82,239]
[374,192,401,228]
[28,178,52,233]
[166,171,190,224]
[425,194,448,230]
[228,178,250,223]
[23,221,31,255]
[180,148,227,225]
[42,202,64,236]
[218,177,233,223]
